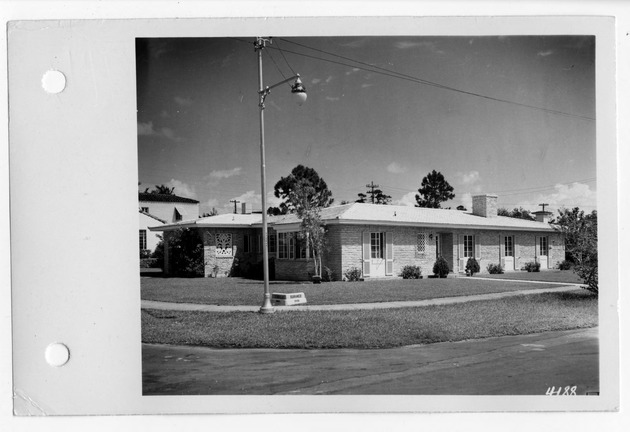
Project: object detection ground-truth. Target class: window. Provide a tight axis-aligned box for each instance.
[463,235,474,258]
[278,232,296,259]
[268,234,276,254]
[371,232,384,259]
[539,236,548,256]
[174,208,183,221]
[504,236,514,257]
[139,230,147,250]
[416,232,426,255]
[141,207,149,213]
[215,233,233,257]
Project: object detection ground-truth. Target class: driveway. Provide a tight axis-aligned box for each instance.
[142,327,598,395]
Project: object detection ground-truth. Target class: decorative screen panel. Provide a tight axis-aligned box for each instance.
[215,233,233,257]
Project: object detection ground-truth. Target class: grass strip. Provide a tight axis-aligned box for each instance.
[142,290,597,349]
[141,276,575,306]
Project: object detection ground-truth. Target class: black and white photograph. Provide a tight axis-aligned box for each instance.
[5,9,623,426]
[137,35,600,396]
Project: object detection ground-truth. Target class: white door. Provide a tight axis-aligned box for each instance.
[537,236,549,269]
[370,232,386,277]
[501,235,515,271]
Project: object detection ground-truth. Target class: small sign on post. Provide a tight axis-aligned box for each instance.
[271,292,307,306]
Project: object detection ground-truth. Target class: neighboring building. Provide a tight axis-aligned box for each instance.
[139,210,165,255]
[138,193,200,223]
[150,194,564,280]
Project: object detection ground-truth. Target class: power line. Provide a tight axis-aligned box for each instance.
[268,38,594,122]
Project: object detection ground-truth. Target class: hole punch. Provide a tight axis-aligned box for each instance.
[41,70,66,94]
[45,343,70,367]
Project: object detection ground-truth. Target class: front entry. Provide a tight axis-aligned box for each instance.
[501,235,516,271]
[537,236,549,269]
[362,232,393,278]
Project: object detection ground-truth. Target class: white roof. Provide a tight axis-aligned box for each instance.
[150,203,555,232]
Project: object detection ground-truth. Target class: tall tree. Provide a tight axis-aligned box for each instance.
[288,179,327,279]
[553,208,598,295]
[415,170,455,208]
[268,165,334,215]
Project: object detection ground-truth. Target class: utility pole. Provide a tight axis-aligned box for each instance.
[538,203,549,212]
[230,199,240,214]
[366,181,380,204]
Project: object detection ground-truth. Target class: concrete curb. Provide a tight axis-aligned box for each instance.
[141,285,583,313]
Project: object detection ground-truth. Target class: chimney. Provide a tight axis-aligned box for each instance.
[472,194,498,218]
[533,211,552,223]
[241,202,251,214]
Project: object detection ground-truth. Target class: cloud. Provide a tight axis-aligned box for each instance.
[460,193,473,211]
[361,83,374,89]
[457,170,481,185]
[224,190,261,210]
[387,162,407,174]
[137,121,155,136]
[394,191,418,207]
[339,39,368,48]
[206,198,219,208]
[394,41,444,54]
[311,78,322,85]
[137,122,183,142]
[537,50,554,57]
[206,167,242,181]
[514,182,596,212]
[174,96,193,107]
[345,68,360,76]
[325,96,340,102]
[456,171,482,193]
[325,75,333,84]
[165,179,197,199]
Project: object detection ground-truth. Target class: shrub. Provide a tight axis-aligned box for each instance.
[524,261,541,272]
[140,249,152,259]
[400,265,422,279]
[486,263,504,274]
[322,266,334,282]
[432,256,450,278]
[557,260,572,270]
[344,266,362,282]
[465,257,480,276]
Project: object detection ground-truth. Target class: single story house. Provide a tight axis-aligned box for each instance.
[149,194,564,280]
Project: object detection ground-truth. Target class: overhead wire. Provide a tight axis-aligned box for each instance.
[270,37,595,122]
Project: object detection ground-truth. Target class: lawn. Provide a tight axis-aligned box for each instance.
[472,269,582,284]
[141,275,575,306]
[141,290,598,349]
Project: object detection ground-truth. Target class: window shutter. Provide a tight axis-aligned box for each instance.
[458,235,463,259]
[499,234,505,258]
[474,235,480,259]
[385,232,393,276]
[362,232,371,277]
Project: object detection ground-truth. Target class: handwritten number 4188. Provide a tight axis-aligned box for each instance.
[546,386,577,396]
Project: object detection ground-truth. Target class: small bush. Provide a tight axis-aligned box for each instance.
[400,265,422,279]
[322,266,334,282]
[557,260,572,270]
[524,261,541,272]
[465,257,480,276]
[486,263,504,274]
[432,256,450,278]
[344,266,362,282]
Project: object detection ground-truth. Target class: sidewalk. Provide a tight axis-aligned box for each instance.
[141,284,582,313]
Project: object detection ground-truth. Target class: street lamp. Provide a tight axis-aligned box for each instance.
[255,37,307,314]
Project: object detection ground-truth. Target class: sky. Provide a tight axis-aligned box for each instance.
[136,36,596,216]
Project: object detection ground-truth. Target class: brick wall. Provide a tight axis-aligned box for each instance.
[202,227,260,277]
[333,224,564,278]
[275,259,316,281]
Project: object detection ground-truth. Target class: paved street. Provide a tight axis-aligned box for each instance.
[142,327,598,395]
